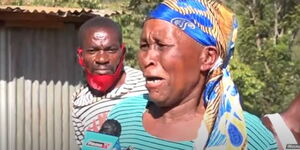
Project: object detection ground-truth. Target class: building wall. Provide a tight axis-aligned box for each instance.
[0,24,82,150]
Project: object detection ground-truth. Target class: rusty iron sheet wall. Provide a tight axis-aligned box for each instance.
[0,24,83,150]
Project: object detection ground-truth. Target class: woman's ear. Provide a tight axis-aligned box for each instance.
[199,46,218,71]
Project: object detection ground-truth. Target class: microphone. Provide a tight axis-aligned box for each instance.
[99,119,121,137]
[82,119,122,150]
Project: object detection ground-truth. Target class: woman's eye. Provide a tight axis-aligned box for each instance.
[157,43,168,50]
[158,43,166,47]
[140,43,148,50]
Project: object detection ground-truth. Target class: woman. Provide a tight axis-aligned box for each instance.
[108,0,278,149]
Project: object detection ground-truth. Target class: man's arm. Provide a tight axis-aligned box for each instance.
[261,116,283,150]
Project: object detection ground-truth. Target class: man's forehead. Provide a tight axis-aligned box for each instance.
[86,27,118,38]
[93,32,107,40]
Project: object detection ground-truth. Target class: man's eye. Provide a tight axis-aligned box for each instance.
[107,48,118,53]
[86,49,98,54]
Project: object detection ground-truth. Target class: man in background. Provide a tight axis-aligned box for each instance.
[262,92,300,150]
[72,16,147,146]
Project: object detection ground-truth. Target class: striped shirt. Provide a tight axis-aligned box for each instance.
[108,95,278,150]
[72,66,147,146]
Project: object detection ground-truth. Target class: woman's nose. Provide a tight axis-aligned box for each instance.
[139,48,158,69]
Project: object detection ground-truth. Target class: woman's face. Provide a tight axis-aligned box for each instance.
[138,19,205,107]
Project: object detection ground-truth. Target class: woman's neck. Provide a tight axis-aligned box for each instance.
[144,96,206,141]
[142,76,207,141]
[148,94,205,123]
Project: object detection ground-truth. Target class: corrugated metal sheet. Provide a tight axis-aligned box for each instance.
[0,24,83,150]
[0,5,122,17]
[0,0,81,4]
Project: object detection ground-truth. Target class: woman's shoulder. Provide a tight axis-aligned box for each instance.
[243,111,278,150]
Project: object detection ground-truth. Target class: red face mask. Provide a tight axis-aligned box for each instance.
[77,44,125,93]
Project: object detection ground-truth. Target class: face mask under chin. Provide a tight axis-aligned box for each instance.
[85,62,124,95]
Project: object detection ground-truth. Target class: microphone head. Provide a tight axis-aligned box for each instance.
[99,119,121,137]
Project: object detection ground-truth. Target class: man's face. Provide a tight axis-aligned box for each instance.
[81,27,122,75]
[138,19,204,107]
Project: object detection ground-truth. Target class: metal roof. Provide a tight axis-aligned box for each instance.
[0,5,123,28]
[0,5,121,17]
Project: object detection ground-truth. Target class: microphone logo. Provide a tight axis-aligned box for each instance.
[86,141,111,149]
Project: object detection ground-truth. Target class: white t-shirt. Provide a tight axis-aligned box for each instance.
[264,113,298,150]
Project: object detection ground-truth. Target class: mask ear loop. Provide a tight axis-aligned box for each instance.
[120,43,126,58]
[117,43,126,68]
[77,48,85,67]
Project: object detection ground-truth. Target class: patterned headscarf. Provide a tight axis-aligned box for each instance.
[149,0,246,149]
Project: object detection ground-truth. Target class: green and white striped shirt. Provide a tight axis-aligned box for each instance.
[108,94,278,150]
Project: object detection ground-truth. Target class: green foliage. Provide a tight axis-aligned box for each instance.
[77,0,104,9]
[230,59,265,116]
[10,1,23,5]
[231,0,300,116]
[112,13,142,68]
[112,0,162,68]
